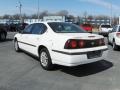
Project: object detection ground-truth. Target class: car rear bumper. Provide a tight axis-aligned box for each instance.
[51,48,108,66]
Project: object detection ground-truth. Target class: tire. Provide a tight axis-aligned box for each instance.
[0,33,6,41]
[39,48,53,70]
[14,40,20,52]
[107,37,111,45]
[113,40,118,50]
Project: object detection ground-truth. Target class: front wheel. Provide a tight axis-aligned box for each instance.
[14,40,20,52]
[39,48,53,70]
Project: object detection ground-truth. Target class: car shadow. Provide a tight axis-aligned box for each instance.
[57,60,113,77]
[21,52,113,77]
[0,38,13,42]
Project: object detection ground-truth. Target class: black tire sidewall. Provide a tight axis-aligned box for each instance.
[39,48,53,70]
[14,40,20,52]
[113,41,118,50]
[0,33,6,41]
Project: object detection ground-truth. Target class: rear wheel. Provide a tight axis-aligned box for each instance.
[39,48,53,70]
[113,40,118,50]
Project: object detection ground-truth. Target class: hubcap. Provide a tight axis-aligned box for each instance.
[40,52,48,67]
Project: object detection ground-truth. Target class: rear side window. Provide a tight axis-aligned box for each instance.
[23,25,33,34]
[31,23,47,34]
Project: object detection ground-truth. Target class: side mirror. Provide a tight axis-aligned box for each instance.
[18,30,23,34]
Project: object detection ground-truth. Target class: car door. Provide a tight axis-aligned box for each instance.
[25,23,47,56]
[109,26,118,43]
[17,24,33,51]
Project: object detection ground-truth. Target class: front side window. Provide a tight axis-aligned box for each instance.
[48,22,86,33]
[22,25,33,34]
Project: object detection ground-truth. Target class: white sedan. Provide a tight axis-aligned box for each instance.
[108,25,120,50]
[14,22,108,70]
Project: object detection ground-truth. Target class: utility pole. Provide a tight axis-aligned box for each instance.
[110,3,112,25]
[37,0,40,21]
[16,1,22,23]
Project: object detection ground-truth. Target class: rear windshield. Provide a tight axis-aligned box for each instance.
[101,25,111,28]
[48,22,86,33]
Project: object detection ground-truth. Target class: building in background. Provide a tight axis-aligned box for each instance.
[80,18,111,26]
[43,16,65,22]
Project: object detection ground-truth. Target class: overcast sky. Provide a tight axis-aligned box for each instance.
[0,0,120,16]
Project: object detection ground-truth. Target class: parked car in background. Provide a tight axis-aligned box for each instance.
[99,24,112,36]
[14,22,108,70]
[0,24,7,41]
[17,23,28,31]
[80,24,93,33]
[108,25,120,50]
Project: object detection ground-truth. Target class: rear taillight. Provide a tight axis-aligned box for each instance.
[64,39,85,49]
[65,40,78,49]
[79,40,85,48]
[98,38,105,46]
[64,39,105,49]
[116,33,120,38]
[70,40,77,48]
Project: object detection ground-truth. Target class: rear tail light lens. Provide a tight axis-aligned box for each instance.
[79,40,85,48]
[70,40,77,48]
[64,39,85,49]
[65,40,77,49]
[64,39,105,49]
[116,33,120,38]
[99,38,105,45]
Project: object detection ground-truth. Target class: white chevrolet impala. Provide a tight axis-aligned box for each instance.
[14,22,108,70]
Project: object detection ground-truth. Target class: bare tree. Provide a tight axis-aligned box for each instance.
[12,14,20,19]
[39,10,48,18]
[3,14,11,19]
[56,10,69,16]
[31,14,38,19]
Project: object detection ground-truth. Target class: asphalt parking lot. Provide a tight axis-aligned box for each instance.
[0,32,120,90]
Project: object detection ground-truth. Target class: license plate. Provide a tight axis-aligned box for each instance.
[87,50,102,59]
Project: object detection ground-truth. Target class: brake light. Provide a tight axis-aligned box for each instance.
[64,39,85,49]
[70,40,77,48]
[116,33,120,38]
[99,38,105,45]
[64,39,105,49]
[79,40,85,48]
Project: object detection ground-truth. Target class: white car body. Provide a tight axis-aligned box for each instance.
[14,22,108,68]
[99,24,112,36]
[108,25,120,50]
